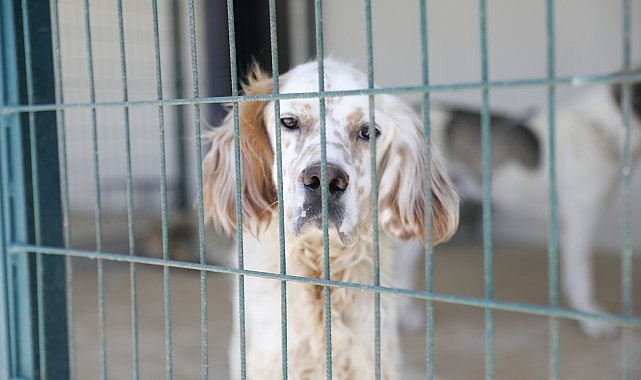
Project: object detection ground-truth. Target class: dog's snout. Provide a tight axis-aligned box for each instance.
[301,164,349,196]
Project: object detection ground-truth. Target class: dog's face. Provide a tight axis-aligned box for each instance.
[264,62,381,243]
[203,60,459,245]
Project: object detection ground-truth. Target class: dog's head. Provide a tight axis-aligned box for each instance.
[203,59,459,245]
[611,71,641,122]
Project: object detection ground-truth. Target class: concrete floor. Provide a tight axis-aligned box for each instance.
[69,229,641,380]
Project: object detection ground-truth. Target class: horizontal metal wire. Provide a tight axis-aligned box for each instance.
[2,71,641,115]
[8,243,641,329]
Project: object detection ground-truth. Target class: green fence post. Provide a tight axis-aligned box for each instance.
[0,0,69,378]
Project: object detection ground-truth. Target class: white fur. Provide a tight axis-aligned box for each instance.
[203,59,459,379]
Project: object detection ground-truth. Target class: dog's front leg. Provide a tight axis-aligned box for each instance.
[560,216,617,338]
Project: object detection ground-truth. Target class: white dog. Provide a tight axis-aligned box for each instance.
[399,77,641,338]
[203,59,459,379]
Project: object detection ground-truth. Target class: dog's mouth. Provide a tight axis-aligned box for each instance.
[291,201,351,244]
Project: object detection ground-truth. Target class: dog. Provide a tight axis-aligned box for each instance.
[202,59,459,379]
[399,76,641,338]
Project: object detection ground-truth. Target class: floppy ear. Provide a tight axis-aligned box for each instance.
[378,102,459,245]
[202,65,276,235]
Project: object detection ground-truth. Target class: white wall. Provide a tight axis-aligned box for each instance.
[312,0,641,250]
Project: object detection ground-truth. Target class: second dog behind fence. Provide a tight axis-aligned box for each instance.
[398,78,641,338]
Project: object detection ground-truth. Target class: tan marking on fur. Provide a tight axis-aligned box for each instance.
[430,156,460,244]
[346,108,365,129]
[203,64,278,235]
[377,138,459,245]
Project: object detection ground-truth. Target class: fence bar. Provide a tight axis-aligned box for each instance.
[185,0,210,378]
[312,1,334,378]
[0,140,10,380]
[478,0,494,378]
[264,0,289,378]
[10,243,641,330]
[79,1,108,377]
[19,0,47,375]
[0,3,18,376]
[4,71,641,116]
[620,0,633,379]
[363,2,382,379]
[115,1,142,379]
[419,1,436,379]
[224,1,248,379]
[545,1,560,379]
[0,3,33,377]
[22,0,70,378]
[1,0,69,378]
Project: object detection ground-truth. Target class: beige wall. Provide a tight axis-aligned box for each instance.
[318,0,641,110]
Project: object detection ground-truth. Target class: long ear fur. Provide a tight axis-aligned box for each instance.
[202,65,276,235]
[378,101,459,244]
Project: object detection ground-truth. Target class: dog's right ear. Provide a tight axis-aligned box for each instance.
[202,65,277,235]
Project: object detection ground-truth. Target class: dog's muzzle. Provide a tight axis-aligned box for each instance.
[294,163,349,242]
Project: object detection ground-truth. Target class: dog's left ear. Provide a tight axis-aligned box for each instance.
[378,101,459,245]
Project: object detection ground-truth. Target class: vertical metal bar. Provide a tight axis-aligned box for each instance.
[545,1,560,379]
[619,1,633,379]
[265,0,289,378]
[3,119,34,379]
[0,3,34,377]
[116,1,140,379]
[164,0,178,365]
[50,0,76,377]
[0,5,14,369]
[419,1,435,378]
[225,1,247,379]
[0,1,69,378]
[0,128,9,379]
[81,0,107,378]
[0,146,10,380]
[186,0,209,378]
[363,1,381,379]
[478,0,494,379]
[18,1,47,376]
[17,1,69,378]
[149,0,165,375]
[313,1,332,378]
[1,81,69,374]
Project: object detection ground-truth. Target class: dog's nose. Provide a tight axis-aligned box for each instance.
[301,163,349,196]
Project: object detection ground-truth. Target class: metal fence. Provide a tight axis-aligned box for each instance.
[1,0,640,379]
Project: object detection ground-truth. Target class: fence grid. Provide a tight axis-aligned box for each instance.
[0,0,639,379]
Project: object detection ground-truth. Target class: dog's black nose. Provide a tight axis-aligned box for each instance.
[301,163,349,196]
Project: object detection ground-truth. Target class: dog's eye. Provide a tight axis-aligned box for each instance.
[280,116,300,130]
[358,123,381,141]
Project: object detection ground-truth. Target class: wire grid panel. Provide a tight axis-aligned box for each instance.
[1,0,641,379]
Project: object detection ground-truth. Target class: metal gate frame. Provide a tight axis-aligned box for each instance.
[1,0,69,378]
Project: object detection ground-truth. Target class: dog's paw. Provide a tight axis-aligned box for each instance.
[399,302,425,331]
[579,319,618,339]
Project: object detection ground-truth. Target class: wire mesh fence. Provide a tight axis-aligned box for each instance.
[1,0,641,379]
